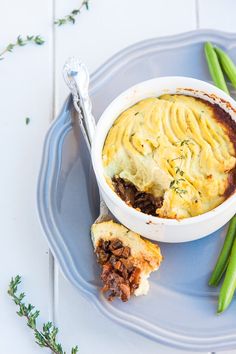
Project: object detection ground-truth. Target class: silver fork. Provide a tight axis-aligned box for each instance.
[63,57,112,224]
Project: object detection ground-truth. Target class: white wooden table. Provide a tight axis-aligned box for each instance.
[1,0,236,353]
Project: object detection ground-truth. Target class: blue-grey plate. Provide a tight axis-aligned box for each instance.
[37,30,236,351]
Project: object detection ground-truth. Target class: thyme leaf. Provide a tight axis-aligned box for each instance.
[173,139,193,147]
[180,139,191,146]
[175,166,184,176]
[171,154,186,161]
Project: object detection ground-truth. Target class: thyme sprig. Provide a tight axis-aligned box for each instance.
[0,35,45,60]
[55,0,90,26]
[180,139,191,146]
[8,275,78,354]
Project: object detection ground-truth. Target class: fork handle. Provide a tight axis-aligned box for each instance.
[63,57,95,150]
[63,57,110,217]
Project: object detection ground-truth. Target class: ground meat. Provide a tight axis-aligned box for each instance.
[112,177,163,216]
[95,238,141,302]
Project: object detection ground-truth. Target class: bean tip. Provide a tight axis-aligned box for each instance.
[217,301,225,314]
[204,41,213,50]
[208,277,219,287]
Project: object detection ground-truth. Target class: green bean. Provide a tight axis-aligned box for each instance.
[204,42,229,94]
[218,232,236,313]
[214,46,236,89]
[209,216,236,286]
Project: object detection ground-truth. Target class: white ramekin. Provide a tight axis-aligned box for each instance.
[91,77,236,243]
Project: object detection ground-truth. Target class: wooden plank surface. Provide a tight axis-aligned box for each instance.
[198,0,236,32]
[0,0,54,353]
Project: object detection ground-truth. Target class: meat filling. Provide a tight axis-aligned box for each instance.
[112,177,163,216]
[95,238,141,302]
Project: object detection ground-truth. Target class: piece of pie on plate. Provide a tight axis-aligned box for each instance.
[91,220,162,302]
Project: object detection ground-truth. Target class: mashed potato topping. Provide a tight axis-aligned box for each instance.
[102,95,236,219]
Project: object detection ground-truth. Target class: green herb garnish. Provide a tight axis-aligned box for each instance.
[0,35,45,60]
[25,117,30,125]
[55,0,90,26]
[175,166,184,176]
[169,179,187,197]
[171,154,186,161]
[174,139,192,147]
[180,139,191,146]
[8,276,78,354]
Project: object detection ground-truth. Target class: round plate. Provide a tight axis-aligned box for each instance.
[37,30,236,351]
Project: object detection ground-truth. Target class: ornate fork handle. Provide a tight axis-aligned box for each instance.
[63,57,110,218]
[63,57,95,149]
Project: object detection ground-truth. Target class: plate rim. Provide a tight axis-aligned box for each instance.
[37,29,236,351]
